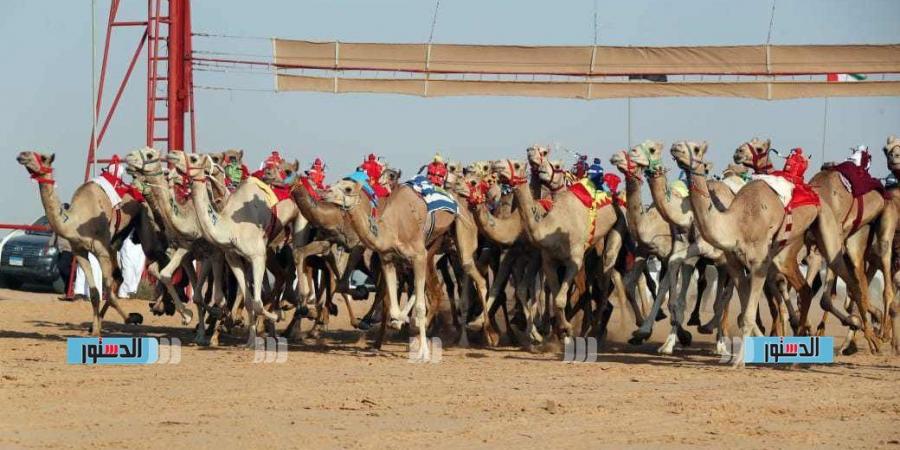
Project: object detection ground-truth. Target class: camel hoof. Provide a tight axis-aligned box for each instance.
[180,309,194,326]
[686,314,701,327]
[208,306,224,319]
[655,310,667,322]
[466,317,485,332]
[356,319,377,331]
[126,313,144,325]
[388,319,404,331]
[631,329,652,340]
[697,323,715,335]
[627,336,645,346]
[676,327,693,347]
[327,302,338,316]
[841,339,858,356]
[657,335,677,355]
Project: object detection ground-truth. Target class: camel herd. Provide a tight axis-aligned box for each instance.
[15,135,900,365]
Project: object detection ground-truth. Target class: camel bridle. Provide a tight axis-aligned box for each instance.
[505,160,528,187]
[27,152,54,184]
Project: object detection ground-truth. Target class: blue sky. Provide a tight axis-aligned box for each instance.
[1,0,899,225]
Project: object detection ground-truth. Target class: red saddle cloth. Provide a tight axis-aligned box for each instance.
[538,197,554,211]
[271,184,292,202]
[829,161,886,198]
[299,176,322,201]
[100,170,144,203]
[771,148,819,211]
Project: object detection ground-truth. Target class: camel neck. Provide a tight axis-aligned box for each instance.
[293,181,341,228]
[512,183,543,243]
[472,201,522,246]
[190,178,231,247]
[344,198,391,254]
[647,172,692,230]
[685,172,735,251]
[36,179,74,239]
[144,172,199,240]
[623,174,646,239]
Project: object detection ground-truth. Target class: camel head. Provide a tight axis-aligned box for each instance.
[671,141,710,175]
[491,159,527,186]
[221,149,244,166]
[884,135,900,174]
[324,178,363,209]
[610,150,639,177]
[445,161,463,186]
[629,140,666,174]
[379,166,402,190]
[526,145,550,169]
[178,152,213,182]
[734,138,772,172]
[16,151,55,180]
[465,160,491,178]
[124,147,163,174]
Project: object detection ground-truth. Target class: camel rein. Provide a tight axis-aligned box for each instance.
[28,152,54,184]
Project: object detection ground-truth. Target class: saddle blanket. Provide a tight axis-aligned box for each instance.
[569,178,615,209]
[669,180,690,198]
[721,176,746,195]
[752,174,794,207]
[90,175,124,208]
[405,175,458,215]
[247,176,280,207]
[830,161,885,198]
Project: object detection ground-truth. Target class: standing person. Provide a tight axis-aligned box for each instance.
[73,253,102,301]
[117,232,146,299]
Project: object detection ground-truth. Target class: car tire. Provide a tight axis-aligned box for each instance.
[51,277,66,294]
[3,276,23,290]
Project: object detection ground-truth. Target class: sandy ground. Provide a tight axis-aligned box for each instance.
[0,287,898,449]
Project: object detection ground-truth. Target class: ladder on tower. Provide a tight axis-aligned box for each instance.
[147,0,170,149]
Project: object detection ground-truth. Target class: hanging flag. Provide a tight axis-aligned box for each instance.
[628,74,668,82]
[827,73,867,82]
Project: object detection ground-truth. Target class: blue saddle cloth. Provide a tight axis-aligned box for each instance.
[404,175,458,215]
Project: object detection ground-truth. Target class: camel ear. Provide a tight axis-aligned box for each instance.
[47,153,55,164]
[890,135,898,144]
[764,138,771,150]
[291,159,299,172]
[700,141,709,153]
[238,150,244,160]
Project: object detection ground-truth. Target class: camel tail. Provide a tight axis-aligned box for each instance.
[812,201,844,265]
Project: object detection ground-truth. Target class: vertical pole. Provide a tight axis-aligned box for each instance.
[626,97,632,149]
[184,0,196,152]
[168,0,185,152]
[820,97,830,161]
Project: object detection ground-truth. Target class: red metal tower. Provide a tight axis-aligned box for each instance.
[85,0,195,182]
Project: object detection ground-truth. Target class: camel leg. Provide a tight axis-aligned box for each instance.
[631,263,672,343]
[659,260,695,354]
[874,211,896,342]
[381,262,404,329]
[74,251,103,336]
[687,259,708,327]
[551,257,581,338]
[157,247,195,325]
[699,265,727,334]
[409,253,431,361]
[293,241,331,304]
[846,228,880,353]
[92,246,132,323]
[733,262,769,368]
[514,253,544,344]
[325,249,360,329]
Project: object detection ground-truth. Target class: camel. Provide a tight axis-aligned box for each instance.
[493,157,634,339]
[671,142,861,366]
[806,151,886,353]
[124,147,229,345]
[876,135,900,350]
[624,142,743,354]
[610,149,710,353]
[323,176,461,361]
[186,153,308,345]
[16,151,142,335]
[451,171,546,345]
